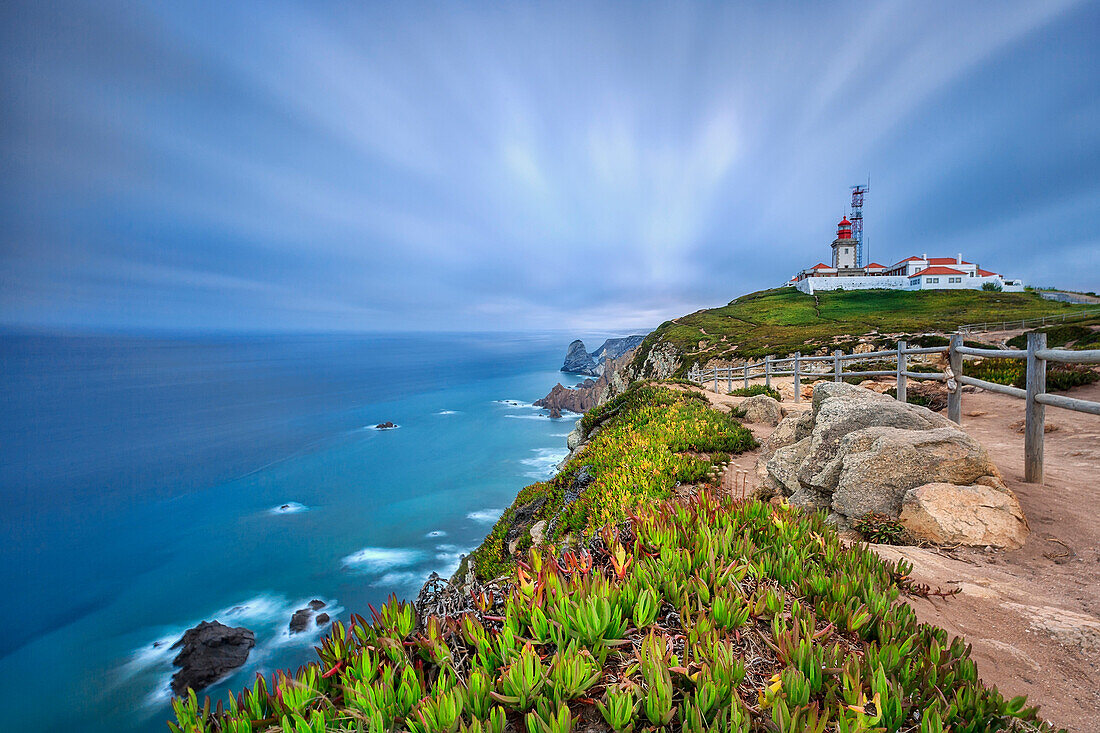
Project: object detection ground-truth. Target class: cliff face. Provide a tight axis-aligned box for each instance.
[592,335,646,363]
[537,349,640,413]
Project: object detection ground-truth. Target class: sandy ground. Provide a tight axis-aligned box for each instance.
[684,378,1100,731]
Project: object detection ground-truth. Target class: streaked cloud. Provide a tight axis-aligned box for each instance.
[1,0,1096,332]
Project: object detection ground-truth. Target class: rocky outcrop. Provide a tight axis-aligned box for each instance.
[561,340,599,375]
[535,383,599,414]
[537,350,639,416]
[170,621,255,695]
[756,382,1026,547]
[739,395,785,426]
[900,482,1028,549]
[289,600,328,633]
[592,335,646,363]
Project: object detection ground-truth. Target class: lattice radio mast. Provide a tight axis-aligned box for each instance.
[850,179,869,267]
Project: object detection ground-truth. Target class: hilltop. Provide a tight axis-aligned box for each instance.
[630,287,1089,378]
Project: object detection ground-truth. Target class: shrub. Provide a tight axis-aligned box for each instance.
[853,512,907,544]
[727,384,781,400]
[981,281,1003,291]
[884,388,932,407]
[1006,324,1098,350]
[172,492,1057,733]
[966,358,1100,392]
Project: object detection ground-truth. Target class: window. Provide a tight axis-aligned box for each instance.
[949,277,962,283]
[926,277,939,284]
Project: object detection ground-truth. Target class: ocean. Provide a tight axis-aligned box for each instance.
[0,331,596,731]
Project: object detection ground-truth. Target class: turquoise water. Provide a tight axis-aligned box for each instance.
[0,332,593,731]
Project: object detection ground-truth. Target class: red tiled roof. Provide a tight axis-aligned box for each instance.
[911,266,965,277]
[865,262,887,269]
[928,257,972,265]
[977,269,998,277]
[809,263,833,270]
[897,255,924,262]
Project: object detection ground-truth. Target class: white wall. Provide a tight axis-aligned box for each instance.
[795,276,910,294]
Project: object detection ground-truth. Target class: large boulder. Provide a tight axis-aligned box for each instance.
[739,395,785,426]
[799,383,952,485]
[900,482,1028,549]
[561,340,598,376]
[170,621,255,695]
[766,437,811,495]
[753,382,1027,547]
[829,427,999,517]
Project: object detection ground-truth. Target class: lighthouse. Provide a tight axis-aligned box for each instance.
[831,217,857,269]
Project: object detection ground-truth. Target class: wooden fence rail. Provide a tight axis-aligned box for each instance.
[688,334,1100,484]
[957,305,1100,334]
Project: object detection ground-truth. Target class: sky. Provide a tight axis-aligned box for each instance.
[1,0,1098,333]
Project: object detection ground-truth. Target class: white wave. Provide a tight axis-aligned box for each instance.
[269,501,308,514]
[503,413,551,420]
[128,592,340,707]
[426,529,447,538]
[435,410,459,415]
[342,546,425,573]
[366,423,401,431]
[467,508,503,524]
[494,399,538,409]
[373,571,426,588]
[522,447,569,479]
[550,432,571,437]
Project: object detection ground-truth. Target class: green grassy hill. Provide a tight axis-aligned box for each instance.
[632,288,1090,376]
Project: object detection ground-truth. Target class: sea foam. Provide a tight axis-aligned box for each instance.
[467,508,503,524]
[341,546,425,573]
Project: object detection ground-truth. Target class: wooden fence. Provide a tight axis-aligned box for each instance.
[688,334,1100,484]
[957,305,1100,334]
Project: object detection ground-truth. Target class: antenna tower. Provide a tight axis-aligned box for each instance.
[850,180,869,267]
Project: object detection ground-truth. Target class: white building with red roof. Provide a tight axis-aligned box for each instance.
[788,218,1024,294]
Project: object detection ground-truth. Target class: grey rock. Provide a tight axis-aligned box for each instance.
[308,599,326,611]
[564,466,595,506]
[170,621,255,695]
[561,340,599,376]
[798,386,952,486]
[566,420,584,451]
[830,426,999,518]
[739,395,785,426]
[315,613,330,626]
[765,437,811,495]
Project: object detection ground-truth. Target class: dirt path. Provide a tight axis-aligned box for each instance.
[684,378,1100,731]
[876,382,1100,732]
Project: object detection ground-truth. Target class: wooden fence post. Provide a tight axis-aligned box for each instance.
[833,350,842,382]
[743,363,749,390]
[948,334,963,424]
[896,340,907,404]
[793,352,801,403]
[764,355,772,388]
[1025,332,1047,484]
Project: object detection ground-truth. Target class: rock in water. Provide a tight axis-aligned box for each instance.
[560,340,599,376]
[375,421,397,429]
[289,609,313,633]
[308,599,326,611]
[170,621,255,695]
[315,613,330,626]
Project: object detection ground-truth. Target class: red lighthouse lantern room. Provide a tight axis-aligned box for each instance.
[837,217,852,240]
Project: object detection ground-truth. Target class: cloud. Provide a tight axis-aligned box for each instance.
[1,0,1097,332]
